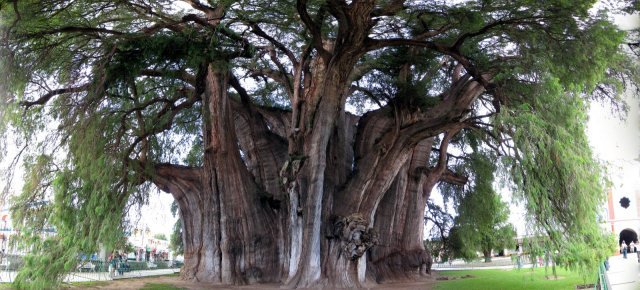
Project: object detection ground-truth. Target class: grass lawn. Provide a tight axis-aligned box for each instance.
[63,281,111,288]
[435,267,596,290]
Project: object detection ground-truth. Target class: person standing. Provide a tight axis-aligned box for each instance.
[138,247,144,262]
[622,242,628,259]
[108,252,117,277]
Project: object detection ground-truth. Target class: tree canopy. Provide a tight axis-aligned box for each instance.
[0,0,638,288]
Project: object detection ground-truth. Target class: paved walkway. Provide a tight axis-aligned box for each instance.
[607,254,640,290]
[432,256,535,271]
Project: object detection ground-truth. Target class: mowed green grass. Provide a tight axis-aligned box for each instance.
[435,267,596,290]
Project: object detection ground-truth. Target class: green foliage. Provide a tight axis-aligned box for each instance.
[153,233,167,241]
[9,118,132,288]
[169,201,184,256]
[425,201,454,261]
[449,153,516,262]
[496,76,616,276]
[124,242,135,254]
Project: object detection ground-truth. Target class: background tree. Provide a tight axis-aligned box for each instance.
[443,152,516,262]
[153,233,168,241]
[0,0,637,288]
[424,200,454,262]
[453,153,516,263]
[169,201,184,256]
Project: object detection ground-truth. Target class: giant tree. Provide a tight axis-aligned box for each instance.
[0,0,637,288]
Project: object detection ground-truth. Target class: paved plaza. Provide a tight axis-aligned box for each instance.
[607,254,640,290]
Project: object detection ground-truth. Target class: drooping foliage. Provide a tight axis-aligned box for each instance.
[496,76,621,274]
[0,0,637,288]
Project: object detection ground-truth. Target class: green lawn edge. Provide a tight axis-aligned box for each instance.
[435,267,597,290]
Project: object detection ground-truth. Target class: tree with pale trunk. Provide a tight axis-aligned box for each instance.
[0,0,638,288]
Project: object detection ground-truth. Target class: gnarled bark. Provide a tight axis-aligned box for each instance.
[368,138,434,282]
[146,2,484,287]
[151,66,283,284]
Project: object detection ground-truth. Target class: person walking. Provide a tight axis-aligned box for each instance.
[622,242,628,259]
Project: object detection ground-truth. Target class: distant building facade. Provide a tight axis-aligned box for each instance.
[604,162,640,248]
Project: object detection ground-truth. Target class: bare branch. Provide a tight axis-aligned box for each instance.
[250,23,298,67]
[451,17,541,51]
[439,169,468,186]
[180,0,221,17]
[139,69,196,84]
[17,26,124,38]
[19,84,90,108]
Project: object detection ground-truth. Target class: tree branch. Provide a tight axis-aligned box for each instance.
[19,84,90,108]
[296,0,331,59]
[139,69,196,84]
[439,169,468,186]
[180,0,223,19]
[250,23,298,67]
[17,26,124,38]
[451,17,542,51]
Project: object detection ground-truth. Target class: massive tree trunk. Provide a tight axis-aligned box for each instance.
[145,3,489,288]
[147,63,486,287]
[152,66,283,284]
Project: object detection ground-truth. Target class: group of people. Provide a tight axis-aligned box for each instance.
[107,251,130,277]
[620,241,640,261]
[134,246,169,262]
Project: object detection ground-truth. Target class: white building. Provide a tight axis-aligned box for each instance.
[126,226,171,262]
[604,162,640,247]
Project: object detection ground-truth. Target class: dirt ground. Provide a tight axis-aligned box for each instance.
[68,275,438,290]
